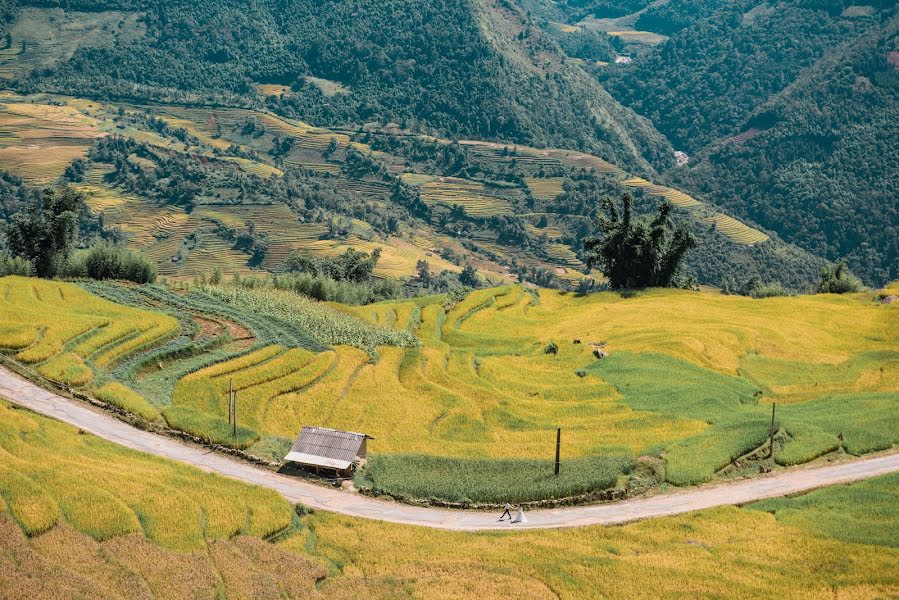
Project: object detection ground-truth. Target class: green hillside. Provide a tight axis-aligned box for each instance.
[590,0,898,285]
[0,93,827,289]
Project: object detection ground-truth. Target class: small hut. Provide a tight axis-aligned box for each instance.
[284,426,370,475]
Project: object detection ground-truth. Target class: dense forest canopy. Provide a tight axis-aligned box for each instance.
[582,0,898,285]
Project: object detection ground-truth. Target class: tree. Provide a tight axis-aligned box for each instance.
[5,187,83,277]
[459,264,479,287]
[416,259,431,285]
[818,260,862,294]
[582,193,695,289]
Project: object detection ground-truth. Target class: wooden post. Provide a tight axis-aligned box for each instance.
[228,378,233,424]
[232,390,237,437]
[554,427,561,476]
[768,403,776,458]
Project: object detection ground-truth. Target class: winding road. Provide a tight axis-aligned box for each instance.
[2,365,898,531]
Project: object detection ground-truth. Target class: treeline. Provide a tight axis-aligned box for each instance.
[669,28,898,285]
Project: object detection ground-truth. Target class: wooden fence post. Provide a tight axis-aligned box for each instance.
[555,428,561,476]
[768,403,776,459]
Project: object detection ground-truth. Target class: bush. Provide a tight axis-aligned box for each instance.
[67,244,157,284]
[361,454,633,504]
[818,260,862,294]
[749,282,789,298]
[0,254,32,276]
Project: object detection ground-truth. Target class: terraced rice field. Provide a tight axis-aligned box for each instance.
[0,100,104,183]
[545,243,583,267]
[0,8,145,79]
[0,277,179,372]
[417,177,514,217]
[1,275,897,501]
[643,184,701,209]
[524,176,565,201]
[4,394,898,599]
[703,213,770,245]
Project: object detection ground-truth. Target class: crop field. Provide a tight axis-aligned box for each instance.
[417,177,515,216]
[296,473,899,599]
[4,397,898,599]
[524,176,565,201]
[0,8,145,79]
[703,213,770,245]
[5,275,894,501]
[0,92,773,282]
[0,100,104,183]
[0,277,178,369]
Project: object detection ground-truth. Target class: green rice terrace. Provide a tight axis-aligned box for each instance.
[2,275,896,506]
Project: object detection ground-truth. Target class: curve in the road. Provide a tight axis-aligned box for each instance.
[2,366,898,531]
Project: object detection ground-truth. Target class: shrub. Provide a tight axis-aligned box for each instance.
[0,254,32,276]
[817,260,862,294]
[76,244,157,284]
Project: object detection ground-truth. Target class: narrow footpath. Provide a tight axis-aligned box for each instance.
[2,366,897,531]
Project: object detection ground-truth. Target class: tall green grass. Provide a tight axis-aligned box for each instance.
[161,405,259,449]
[360,453,633,504]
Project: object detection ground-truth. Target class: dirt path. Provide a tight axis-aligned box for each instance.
[2,366,897,531]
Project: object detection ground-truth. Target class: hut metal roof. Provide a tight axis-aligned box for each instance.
[284,426,367,470]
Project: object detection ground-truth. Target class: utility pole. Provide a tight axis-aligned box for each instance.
[232,389,237,437]
[554,427,561,476]
[228,378,233,425]
[768,403,776,459]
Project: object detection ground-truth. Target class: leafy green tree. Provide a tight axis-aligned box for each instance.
[5,187,83,277]
[818,260,862,294]
[459,264,479,287]
[583,194,695,289]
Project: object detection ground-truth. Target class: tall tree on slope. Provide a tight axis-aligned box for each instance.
[583,193,695,289]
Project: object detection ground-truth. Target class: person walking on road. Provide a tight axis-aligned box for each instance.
[499,502,512,521]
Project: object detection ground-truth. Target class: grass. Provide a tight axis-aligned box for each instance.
[361,454,633,504]
[93,381,161,422]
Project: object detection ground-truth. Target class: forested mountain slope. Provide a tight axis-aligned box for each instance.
[1,0,671,174]
[670,23,898,285]
[581,0,898,285]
